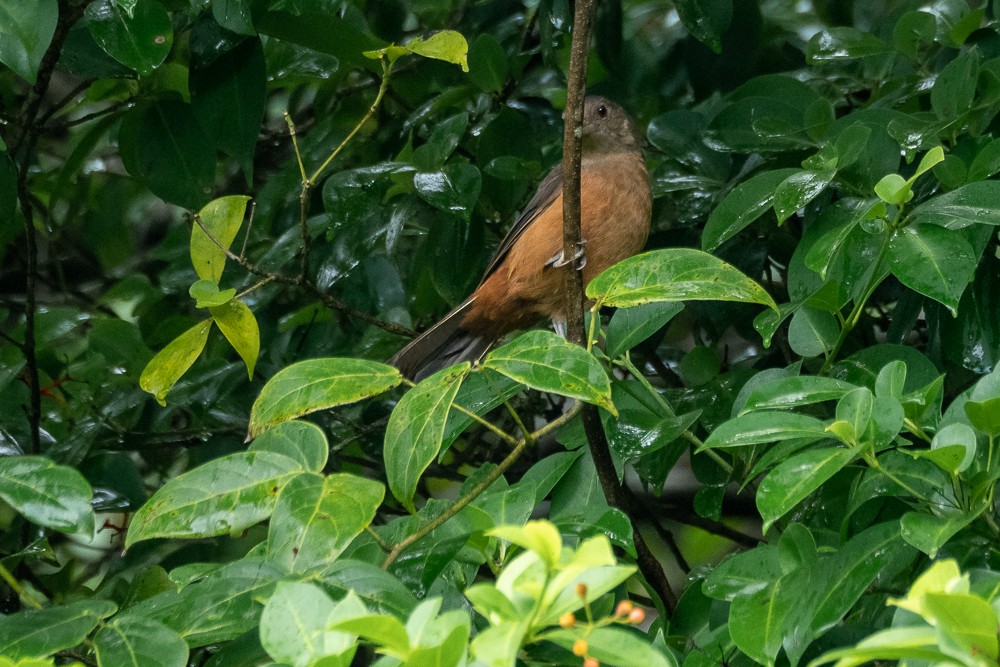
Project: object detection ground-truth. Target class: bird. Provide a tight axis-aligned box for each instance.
[390,96,652,380]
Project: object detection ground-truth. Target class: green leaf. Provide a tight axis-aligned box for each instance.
[874,173,910,205]
[740,376,857,414]
[546,626,677,667]
[587,248,778,313]
[248,420,328,472]
[93,617,188,667]
[729,569,809,666]
[787,306,840,358]
[809,522,910,634]
[966,396,1000,436]
[899,511,977,557]
[248,358,403,438]
[0,456,95,534]
[190,195,250,283]
[836,387,873,442]
[893,11,936,60]
[259,582,358,666]
[773,169,836,224]
[702,168,798,251]
[926,423,977,473]
[967,138,1000,181]
[808,627,946,667]
[888,223,976,315]
[121,559,282,646]
[758,447,857,532]
[0,0,57,83]
[125,451,303,547]
[139,319,212,406]
[467,33,507,93]
[910,180,1000,229]
[606,302,683,359]
[922,592,999,660]
[0,599,117,660]
[931,50,979,121]
[119,99,216,209]
[85,0,172,76]
[190,38,266,181]
[702,412,830,449]
[807,27,891,62]
[404,30,469,71]
[210,0,254,36]
[482,330,615,414]
[385,365,467,512]
[267,473,384,572]
[413,163,482,222]
[703,545,782,600]
[673,0,731,53]
[209,299,260,379]
[189,279,235,308]
[489,520,562,569]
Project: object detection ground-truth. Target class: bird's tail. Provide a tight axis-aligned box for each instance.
[389,298,492,381]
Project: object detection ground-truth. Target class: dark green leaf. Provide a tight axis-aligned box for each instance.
[0,0,57,83]
[702,412,830,449]
[467,33,507,93]
[119,99,216,209]
[807,27,892,62]
[757,447,857,532]
[910,180,1000,229]
[606,302,683,358]
[86,0,171,76]
[414,163,482,221]
[888,223,976,316]
[93,617,188,667]
[931,50,979,120]
[740,376,856,414]
[702,168,798,251]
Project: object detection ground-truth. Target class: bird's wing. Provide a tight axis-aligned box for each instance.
[477,166,563,285]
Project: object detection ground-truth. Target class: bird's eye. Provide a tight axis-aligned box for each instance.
[596,104,608,118]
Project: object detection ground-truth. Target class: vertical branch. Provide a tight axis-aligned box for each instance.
[12,0,87,455]
[559,0,677,613]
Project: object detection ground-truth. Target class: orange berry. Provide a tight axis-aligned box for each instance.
[614,600,633,616]
[628,607,646,624]
[575,583,588,597]
[559,612,576,627]
[573,639,588,656]
[583,658,599,667]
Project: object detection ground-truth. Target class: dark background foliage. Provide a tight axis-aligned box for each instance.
[2,0,1000,665]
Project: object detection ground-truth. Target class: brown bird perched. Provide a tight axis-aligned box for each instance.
[391,96,651,380]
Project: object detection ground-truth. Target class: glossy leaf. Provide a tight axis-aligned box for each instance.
[190,195,250,283]
[773,169,836,224]
[0,599,117,660]
[587,248,778,313]
[125,451,303,546]
[757,447,857,532]
[85,0,172,76]
[189,279,235,308]
[248,358,402,438]
[248,420,328,472]
[139,319,212,406]
[0,0,57,83]
[702,412,829,449]
[93,617,188,667]
[702,168,798,251]
[909,180,1000,229]
[118,99,216,209]
[267,473,384,572]
[467,33,507,93]
[888,223,976,316]
[546,626,677,667]
[900,510,977,557]
[210,299,259,379]
[0,456,95,534]
[385,365,467,512]
[414,163,482,222]
[606,301,683,358]
[740,376,856,414]
[482,330,615,414]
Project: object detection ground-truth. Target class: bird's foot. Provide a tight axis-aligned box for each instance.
[545,239,588,270]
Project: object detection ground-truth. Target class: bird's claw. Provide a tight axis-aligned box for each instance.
[546,239,588,270]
